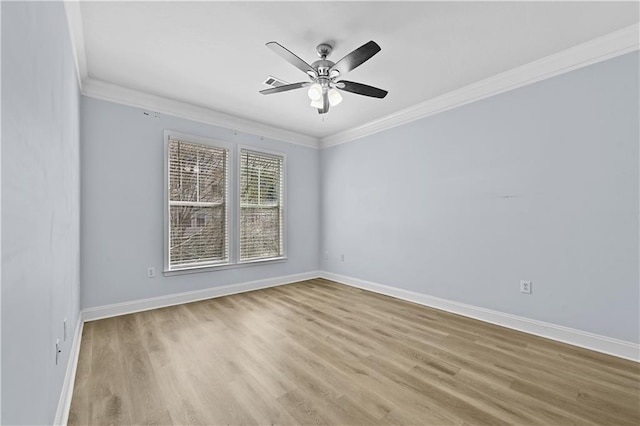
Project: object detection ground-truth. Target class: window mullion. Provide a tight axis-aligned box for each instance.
[196,150,200,202]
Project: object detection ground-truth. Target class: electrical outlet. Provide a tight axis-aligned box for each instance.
[323,251,329,260]
[147,267,156,278]
[340,254,345,262]
[520,280,532,294]
[63,318,67,341]
[55,339,61,365]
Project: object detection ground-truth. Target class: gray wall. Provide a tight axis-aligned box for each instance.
[321,52,639,343]
[1,2,81,424]
[81,97,320,309]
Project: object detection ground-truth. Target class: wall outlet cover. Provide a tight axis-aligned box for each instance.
[520,280,532,294]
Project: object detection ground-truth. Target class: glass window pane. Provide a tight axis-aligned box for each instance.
[240,149,284,261]
[168,139,229,268]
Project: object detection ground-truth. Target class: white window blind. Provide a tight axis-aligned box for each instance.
[240,149,284,261]
[168,139,229,268]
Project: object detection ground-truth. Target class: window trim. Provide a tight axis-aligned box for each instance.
[163,130,234,273]
[236,145,288,265]
[163,131,287,275]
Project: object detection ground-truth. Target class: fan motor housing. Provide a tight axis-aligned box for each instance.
[311,59,335,77]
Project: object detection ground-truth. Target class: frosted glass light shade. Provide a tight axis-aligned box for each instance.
[310,98,324,108]
[307,83,323,101]
[328,89,343,106]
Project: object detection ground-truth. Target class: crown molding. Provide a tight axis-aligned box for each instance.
[82,78,320,149]
[64,1,318,148]
[63,1,88,91]
[65,1,638,151]
[320,23,640,149]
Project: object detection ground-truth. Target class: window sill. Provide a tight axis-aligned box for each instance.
[163,257,287,277]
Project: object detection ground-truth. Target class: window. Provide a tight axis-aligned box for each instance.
[164,131,286,273]
[240,149,285,261]
[167,138,229,269]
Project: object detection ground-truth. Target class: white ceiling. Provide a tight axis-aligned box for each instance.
[76,1,639,139]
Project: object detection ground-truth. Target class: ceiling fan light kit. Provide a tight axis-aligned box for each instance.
[260,40,388,115]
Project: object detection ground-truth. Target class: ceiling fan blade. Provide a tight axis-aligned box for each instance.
[260,82,310,95]
[318,91,329,114]
[330,41,381,76]
[266,42,317,77]
[336,80,388,98]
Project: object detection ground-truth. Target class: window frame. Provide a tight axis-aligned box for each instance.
[236,145,287,265]
[164,130,234,273]
[163,131,287,275]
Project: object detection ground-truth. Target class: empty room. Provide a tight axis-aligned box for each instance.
[1,1,639,425]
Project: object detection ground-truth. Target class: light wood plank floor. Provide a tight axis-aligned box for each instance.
[69,279,640,425]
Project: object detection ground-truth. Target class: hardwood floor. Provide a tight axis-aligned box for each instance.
[68,279,640,425]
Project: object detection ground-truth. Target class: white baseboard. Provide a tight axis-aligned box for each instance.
[56,269,637,425]
[54,315,84,426]
[55,271,321,425]
[320,271,639,362]
[54,269,637,424]
[82,271,321,322]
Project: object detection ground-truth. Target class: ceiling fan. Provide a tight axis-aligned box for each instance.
[260,40,388,114]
